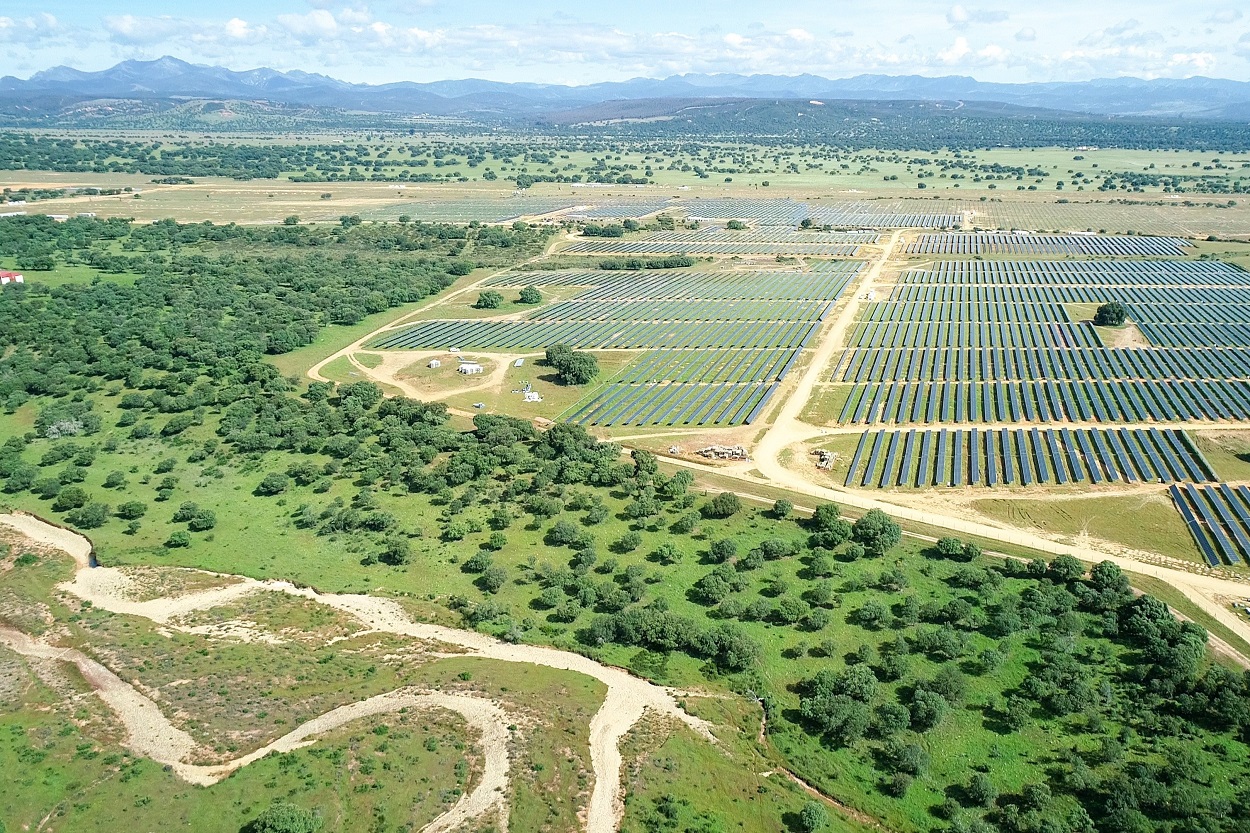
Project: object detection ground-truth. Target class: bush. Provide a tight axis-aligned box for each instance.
[475,290,504,309]
[165,530,191,548]
[518,286,541,304]
[256,473,289,496]
[52,486,88,512]
[709,538,737,563]
[702,492,741,519]
[544,343,600,385]
[1093,300,1128,326]
[115,501,147,520]
[68,502,109,529]
[797,801,828,833]
[851,509,901,556]
[480,565,508,593]
[247,802,322,833]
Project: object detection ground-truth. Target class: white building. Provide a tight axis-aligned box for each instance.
[0,271,24,285]
[458,362,484,375]
[428,359,441,368]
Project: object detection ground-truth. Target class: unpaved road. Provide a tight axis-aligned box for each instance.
[0,513,714,833]
[0,622,511,829]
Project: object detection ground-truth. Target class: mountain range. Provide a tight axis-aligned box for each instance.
[3,56,1250,122]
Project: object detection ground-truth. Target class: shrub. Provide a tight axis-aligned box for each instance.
[165,530,191,548]
[702,492,741,519]
[1093,300,1128,326]
[475,290,504,309]
[256,473,289,496]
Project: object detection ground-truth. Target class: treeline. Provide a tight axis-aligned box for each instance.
[0,215,551,408]
[579,101,1250,152]
[597,255,694,270]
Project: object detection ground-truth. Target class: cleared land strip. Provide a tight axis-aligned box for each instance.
[0,513,716,833]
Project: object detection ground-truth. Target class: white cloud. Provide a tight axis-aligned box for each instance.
[276,9,339,43]
[978,43,1008,61]
[0,13,59,43]
[947,5,1009,29]
[338,7,374,26]
[104,14,195,46]
[223,18,267,41]
[11,3,1248,87]
[938,36,972,63]
[1168,51,1216,71]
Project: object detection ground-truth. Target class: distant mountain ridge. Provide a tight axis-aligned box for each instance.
[3,56,1250,120]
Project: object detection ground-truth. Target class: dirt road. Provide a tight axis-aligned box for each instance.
[1,513,715,833]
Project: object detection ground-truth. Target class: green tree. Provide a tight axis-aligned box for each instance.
[1094,300,1128,326]
[797,801,828,833]
[556,352,599,385]
[52,486,89,512]
[115,501,147,520]
[967,773,999,808]
[475,290,504,309]
[256,473,289,496]
[703,492,741,519]
[709,538,737,563]
[518,286,542,304]
[247,802,322,833]
[810,503,841,531]
[851,509,901,557]
[480,565,508,593]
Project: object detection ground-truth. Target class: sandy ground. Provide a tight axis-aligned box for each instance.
[0,513,715,833]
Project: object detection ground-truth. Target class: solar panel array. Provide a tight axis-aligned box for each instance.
[674,198,960,228]
[565,239,864,256]
[566,201,676,219]
[374,261,864,427]
[835,259,1250,426]
[906,233,1192,257]
[844,427,1214,489]
[1171,484,1250,566]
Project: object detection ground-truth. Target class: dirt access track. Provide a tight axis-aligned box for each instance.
[0,512,716,833]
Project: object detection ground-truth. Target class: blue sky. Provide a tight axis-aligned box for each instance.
[3,1,1249,84]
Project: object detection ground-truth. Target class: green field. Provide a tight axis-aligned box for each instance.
[3,146,1250,833]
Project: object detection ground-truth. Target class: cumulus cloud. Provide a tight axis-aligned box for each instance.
[946,5,1009,29]
[104,14,196,46]
[0,12,59,43]
[12,4,1249,86]
[1168,52,1217,71]
[938,36,972,63]
[276,9,340,43]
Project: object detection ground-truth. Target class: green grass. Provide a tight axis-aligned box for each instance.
[0,664,477,833]
[1190,431,1250,481]
[970,492,1207,565]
